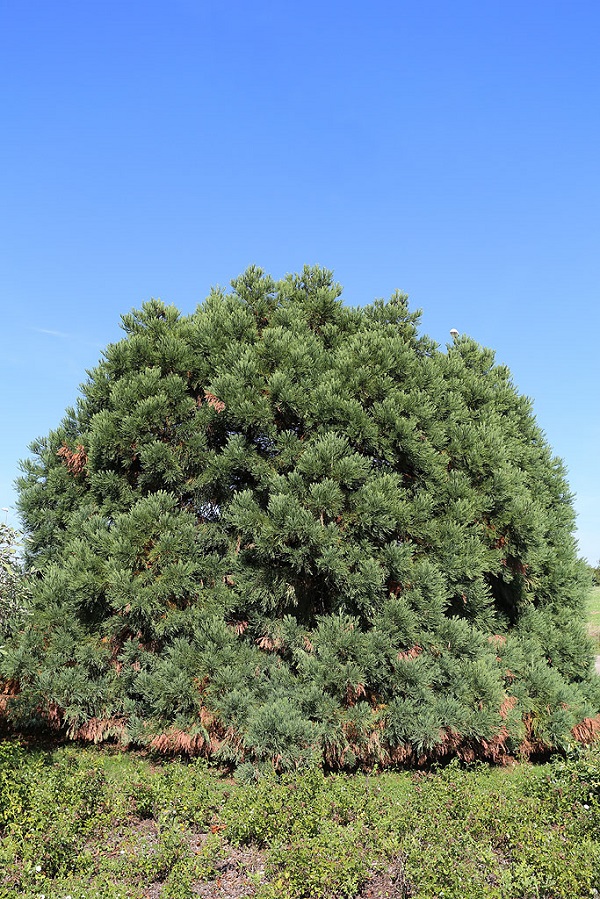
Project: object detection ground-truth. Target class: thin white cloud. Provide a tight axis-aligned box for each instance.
[30,327,103,349]
[32,327,73,339]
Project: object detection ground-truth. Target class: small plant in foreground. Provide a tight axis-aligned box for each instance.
[1,745,600,897]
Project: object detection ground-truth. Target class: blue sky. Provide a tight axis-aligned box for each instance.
[1,0,599,561]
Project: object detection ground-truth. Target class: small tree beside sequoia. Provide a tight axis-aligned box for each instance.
[0,523,30,646]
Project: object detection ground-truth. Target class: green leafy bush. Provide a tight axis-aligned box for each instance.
[0,745,600,897]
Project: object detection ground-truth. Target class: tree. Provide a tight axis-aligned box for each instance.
[3,266,598,768]
[0,524,30,644]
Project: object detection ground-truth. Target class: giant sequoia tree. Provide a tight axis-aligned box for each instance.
[5,266,599,767]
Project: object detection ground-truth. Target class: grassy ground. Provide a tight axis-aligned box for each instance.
[1,741,600,899]
[587,585,600,651]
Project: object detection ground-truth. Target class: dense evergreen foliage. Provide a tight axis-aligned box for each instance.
[4,266,599,768]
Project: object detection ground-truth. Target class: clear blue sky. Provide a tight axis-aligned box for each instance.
[1,1,599,561]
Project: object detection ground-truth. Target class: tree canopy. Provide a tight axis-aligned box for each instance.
[4,266,598,768]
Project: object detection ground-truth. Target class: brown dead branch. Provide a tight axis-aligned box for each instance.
[572,715,600,745]
[57,444,88,476]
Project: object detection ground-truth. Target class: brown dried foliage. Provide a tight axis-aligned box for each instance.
[46,702,64,730]
[0,680,19,716]
[499,695,518,719]
[571,714,600,745]
[256,634,284,652]
[150,730,208,755]
[74,717,127,744]
[345,682,367,706]
[303,635,314,653]
[0,679,19,697]
[397,645,422,661]
[149,707,225,757]
[57,443,88,476]
[488,634,507,648]
[203,392,226,412]
[517,712,553,759]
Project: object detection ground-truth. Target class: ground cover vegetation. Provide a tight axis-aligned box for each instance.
[1,741,600,898]
[3,265,599,768]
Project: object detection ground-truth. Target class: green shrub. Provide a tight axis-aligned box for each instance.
[1,746,600,897]
[258,825,373,899]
